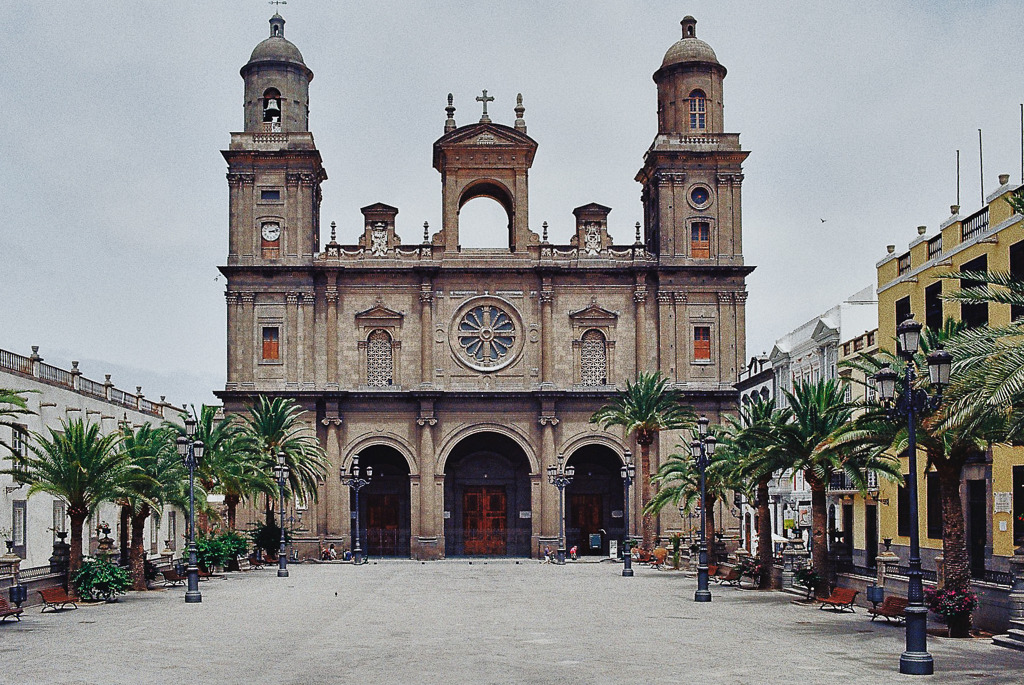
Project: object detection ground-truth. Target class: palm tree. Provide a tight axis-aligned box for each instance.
[119,424,185,590]
[167,406,270,531]
[0,388,33,454]
[837,322,1002,635]
[0,420,127,575]
[645,432,742,564]
[765,379,857,596]
[237,396,327,526]
[591,372,695,550]
[730,396,791,589]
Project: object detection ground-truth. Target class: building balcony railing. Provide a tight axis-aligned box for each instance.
[827,471,878,493]
[0,345,175,418]
[961,206,990,243]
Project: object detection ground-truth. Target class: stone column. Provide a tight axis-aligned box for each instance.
[634,283,648,375]
[673,292,688,382]
[537,412,559,555]
[540,285,554,386]
[240,292,255,385]
[416,407,440,559]
[657,291,674,378]
[420,283,433,386]
[286,292,299,387]
[322,413,342,540]
[326,282,339,389]
[225,292,240,389]
[298,293,311,387]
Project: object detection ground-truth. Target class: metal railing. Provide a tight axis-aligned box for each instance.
[980,568,1013,586]
[927,236,942,260]
[898,253,911,275]
[961,207,990,242]
[884,562,938,583]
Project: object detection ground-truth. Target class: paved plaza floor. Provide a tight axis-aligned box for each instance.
[1,560,1022,684]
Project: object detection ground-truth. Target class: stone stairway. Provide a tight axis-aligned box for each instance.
[992,619,1024,652]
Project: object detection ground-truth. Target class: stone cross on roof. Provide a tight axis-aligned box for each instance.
[476,90,494,123]
[269,1,287,8]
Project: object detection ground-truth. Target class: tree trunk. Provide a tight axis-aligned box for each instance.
[225,493,240,531]
[639,439,654,551]
[129,505,150,591]
[704,502,717,565]
[265,493,275,528]
[68,509,88,587]
[936,457,972,637]
[757,477,773,589]
[808,474,831,598]
[119,504,130,566]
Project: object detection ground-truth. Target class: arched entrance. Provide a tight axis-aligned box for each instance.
[444,432,532,556]
[350,445,411,557]
[564,444,625,556]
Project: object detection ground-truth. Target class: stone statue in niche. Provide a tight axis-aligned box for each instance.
[583,222,602,255]
[370,222,388,256]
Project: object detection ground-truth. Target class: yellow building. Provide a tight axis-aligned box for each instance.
[876,173,1024,581]
[832,328,882,573]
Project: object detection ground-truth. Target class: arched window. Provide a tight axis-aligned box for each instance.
[263,88,282,124]
[689,89,707,131]
[580,330,607,386]
[366,329,393,387]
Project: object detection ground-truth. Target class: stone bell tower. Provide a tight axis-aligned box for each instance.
[636,16,748,267]
[432,92,539,253]
[224,13,326,267]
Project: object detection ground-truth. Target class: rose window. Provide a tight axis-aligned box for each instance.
[457,305,517,368]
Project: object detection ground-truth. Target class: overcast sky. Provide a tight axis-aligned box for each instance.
[3,1,1022,406]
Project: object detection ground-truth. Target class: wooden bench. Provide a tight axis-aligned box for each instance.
[706,564,719,578]
[38,586,78,613]
[0,596,23,622]
[236,555,251,572]
[868,596,908,623]
[651,548,669,569]
[718,566,743,587]
[248,554,266,569]
[161,568,186,587]
[816,587,859,612]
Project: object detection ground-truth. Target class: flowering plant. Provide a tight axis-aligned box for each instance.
[924,586,978,619]
[736,556,763,578]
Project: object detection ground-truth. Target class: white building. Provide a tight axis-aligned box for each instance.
[1,345,184,569]
[736,286,877,556]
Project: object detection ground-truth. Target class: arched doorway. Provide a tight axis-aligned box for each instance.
[564,445,625,556]
[350,445,411,557]
[444,432,532,557]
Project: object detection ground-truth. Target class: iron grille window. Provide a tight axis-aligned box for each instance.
[897,253,911,275]
[366,329,393,387]
[927,235,942,260]
[580,330,607,385]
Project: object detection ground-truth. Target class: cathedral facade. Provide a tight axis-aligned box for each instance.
[219,14,752,560]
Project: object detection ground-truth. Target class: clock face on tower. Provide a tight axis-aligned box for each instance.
[261,223,281,242]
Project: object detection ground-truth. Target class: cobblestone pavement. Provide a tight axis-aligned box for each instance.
[1,560,1022,684]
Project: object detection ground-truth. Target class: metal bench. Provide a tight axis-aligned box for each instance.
[0,596,23,622]
[816,587,859,612]
[868,595,907,623]
[38,586,78,613]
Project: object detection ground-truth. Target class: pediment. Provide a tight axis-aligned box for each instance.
[569,303,619,323]
[354,305,404,322]
[811,319,839,342]
[436,122,537,149]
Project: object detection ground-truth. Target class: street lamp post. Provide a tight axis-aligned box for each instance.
[174,417,205,604]
[341,454,372,565]
[273,451,290,578]
[547,454,575,565]
[873,316,950,676]
[620,454,636,577]
[690,415,717,603]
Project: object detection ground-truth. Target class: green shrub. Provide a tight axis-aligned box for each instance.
[249,521,290,557]
[794,566,822,590]
[73,556,131,601]
[220,531,249,559]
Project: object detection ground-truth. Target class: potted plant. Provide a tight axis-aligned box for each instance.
[794,566,823,600]
[0,527,12,555]
[737,556,763,584]
[72,556,130,602]
[669,533,683,570]
[924,586,978,638]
